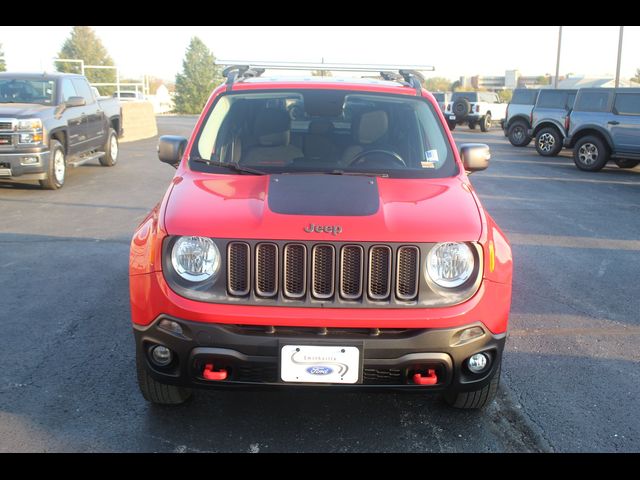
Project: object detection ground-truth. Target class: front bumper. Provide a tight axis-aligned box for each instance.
[134,316,505,392]
[0,150,50,180]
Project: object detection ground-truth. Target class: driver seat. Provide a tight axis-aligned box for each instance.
[340,109,389,166]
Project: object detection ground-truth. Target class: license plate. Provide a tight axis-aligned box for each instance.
[0,168,11,177]
[449,115,456,120]
[280,345,360,384]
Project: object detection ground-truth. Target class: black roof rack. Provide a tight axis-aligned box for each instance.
[217,61,434,95]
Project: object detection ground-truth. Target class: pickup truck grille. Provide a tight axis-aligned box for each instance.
[0,121,14,131]
[226,241,420,303]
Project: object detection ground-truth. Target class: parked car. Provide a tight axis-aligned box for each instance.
[445,91,508,132]
[130,63,513,410]
[565,88,640,171]
[431,92,451,113]
[503,88,540,146]
[0,72,122,189]
[530,89,577,157]
[113,90,145,101]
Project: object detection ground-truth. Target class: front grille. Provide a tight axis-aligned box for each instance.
[255,243,278,297]
[368,246,392,300]
[0,122,13,131]
[311,245,335,299]
[226,241,421,304]
[0,134,13,146]
[227,242,250,296]
[396,246,419,300]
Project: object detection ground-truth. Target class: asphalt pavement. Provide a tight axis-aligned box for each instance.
[0,116,638,452]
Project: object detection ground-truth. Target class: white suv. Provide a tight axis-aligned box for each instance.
[445,91,507,132]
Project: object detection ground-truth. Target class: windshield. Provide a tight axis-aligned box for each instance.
[0,78,56,105]
[191,90,457,178]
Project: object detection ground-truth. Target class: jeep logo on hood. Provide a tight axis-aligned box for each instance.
[304,223,343,235]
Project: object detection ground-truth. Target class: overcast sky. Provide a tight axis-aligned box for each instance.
[1,26,638,82]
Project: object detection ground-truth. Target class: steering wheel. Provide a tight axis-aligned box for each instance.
[348,149,406,168]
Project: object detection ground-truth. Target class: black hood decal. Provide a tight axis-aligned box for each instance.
[268,174,380,216]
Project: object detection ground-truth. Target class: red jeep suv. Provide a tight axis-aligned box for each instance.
[130,63,512,409]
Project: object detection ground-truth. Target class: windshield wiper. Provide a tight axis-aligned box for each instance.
[281,169,389,178]
[190,157,267,175]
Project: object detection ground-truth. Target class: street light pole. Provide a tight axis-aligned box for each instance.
[615,26,624,88]
[554,26,562,88]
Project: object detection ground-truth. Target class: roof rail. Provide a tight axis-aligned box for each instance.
[216,60,434,95]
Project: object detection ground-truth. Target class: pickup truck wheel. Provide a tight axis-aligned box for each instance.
[468,121,477,130]
[39,140,65,190]
[442,362,501,409]
[535,127,563,157]
[136,349,192,405]
[480,113,492,132]
[507,120,532,147]
[99,128,118,167]
[614,159,640,169]
[573,136,609,172]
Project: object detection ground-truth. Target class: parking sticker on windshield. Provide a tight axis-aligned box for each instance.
[425,149,439,163]
[420,161,435,169]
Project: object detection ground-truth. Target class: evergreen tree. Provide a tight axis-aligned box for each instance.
[0,43,6,72]
[56,26,116,94]
[174,37,221,114]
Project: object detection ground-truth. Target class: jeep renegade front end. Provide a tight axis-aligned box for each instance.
[130,64,512,409]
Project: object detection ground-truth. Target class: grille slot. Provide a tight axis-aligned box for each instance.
[255,243,278,297]
[0,122,13,131]
[283,244,307,298]
[396,246,420,300]
[311,245,335,299]
[368,246,392,300]
[227,242,250,296]
[340,245,364,299]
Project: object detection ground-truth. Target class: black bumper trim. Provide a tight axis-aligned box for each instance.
[134,315,506,393]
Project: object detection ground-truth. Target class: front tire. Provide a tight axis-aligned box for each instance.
[535,127,563,157]
[614,159,640,169]
[480,113,492,132]
[573,135,609,172]
[443,363,501,409]
[39,140,65,190]
[99,128,119,167]
[136,349,192,405]
[507,120,532,147]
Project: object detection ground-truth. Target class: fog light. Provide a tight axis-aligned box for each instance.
[158,319,183,336]
[150,345,172,366]
[467,353,489,373]
[21,156,39,165]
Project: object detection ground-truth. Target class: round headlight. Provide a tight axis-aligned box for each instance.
[426,242,475,288]
[171,236,220,282]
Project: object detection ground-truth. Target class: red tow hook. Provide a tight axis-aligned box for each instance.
[413,369,438,385]
[203,364,228,381]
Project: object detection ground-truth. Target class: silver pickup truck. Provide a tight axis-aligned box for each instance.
[0,72,121,190]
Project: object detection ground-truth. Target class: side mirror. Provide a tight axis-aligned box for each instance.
[460,143,490,172]
[65,96,86,108]
[158,135,188,167]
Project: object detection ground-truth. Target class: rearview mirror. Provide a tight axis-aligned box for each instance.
[158,135,188,167]
[65,96,86,108]
[459,143,490,172]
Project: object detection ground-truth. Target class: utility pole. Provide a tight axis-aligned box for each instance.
[615,26,624,88]
[554,26,562,88]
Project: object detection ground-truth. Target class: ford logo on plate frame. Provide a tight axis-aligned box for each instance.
[306,366,333,376]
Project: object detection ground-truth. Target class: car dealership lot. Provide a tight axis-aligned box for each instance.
[0,117,638,452]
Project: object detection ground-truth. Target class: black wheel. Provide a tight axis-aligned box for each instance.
[452,98,471,121]
[480,113,492,132]
[136,349,192,405]
[99,128,119,167]
[507,120,532,147]
[443,362,501,409]
[614,159,640,169]
[573,135,609,172]
[39,139,65,190]
[447,120,456,131]
[468,121,477,130]
[535,127,563,157]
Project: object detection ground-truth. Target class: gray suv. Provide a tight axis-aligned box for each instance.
[565,88,640,171]
[530,89,577,157]
[503,88,539,146]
